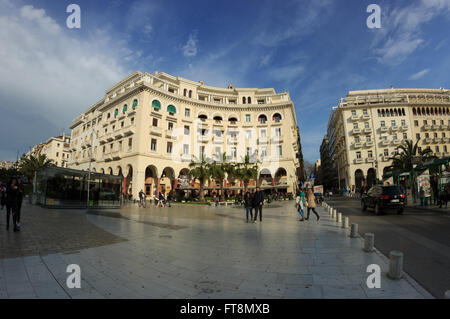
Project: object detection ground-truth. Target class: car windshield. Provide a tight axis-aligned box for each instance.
[382,186,403,195]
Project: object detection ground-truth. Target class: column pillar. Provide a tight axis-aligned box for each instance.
[174,178,179,190]
[272,178,275,186]
[156,178,160,198]
[131,169,145,201]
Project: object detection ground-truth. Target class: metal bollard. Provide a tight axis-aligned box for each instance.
[337,212,342,223]
[445,290,450,299]
[350,223,358,237]
[388,251,403,280]
[333,209,337,219]
[328,207,332,215]
[364,233,374,252]
[342,216,349,228]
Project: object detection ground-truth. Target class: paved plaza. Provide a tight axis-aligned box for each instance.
[0,200,433,299]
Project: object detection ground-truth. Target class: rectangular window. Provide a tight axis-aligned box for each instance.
[355,136,360,143]
[424,120,427,125]
[425,133,429,138]
[393,134,397,140]
[443,132,446,138]
[363,109,368,115]
[184,126,190,135]
[131,117,134,125]
[414,120,419,127]
[444,145,448,152]
[128,138,132,150]
[167,142,172,154]
[56,152,59,157]
[366,136,371,142]
[436,146,440,152]
[403,133,407,139]
[432,120,436,125]
[245,114,251,122]
[185,108,190,117]
[368,150,373,158]
[121,121,124,128]
[277,145,282,156]
[381,121,385,127]
[245,130,252,140]
[199,145,205,157]
[401,119,406,126]
[275,128,281,136]
[261,147,268,158]
[152,118,158,127]
[356,151,361,159]
[168,122,173,131]
[351,110,356,116]
[260,129,267,138]
[391,120,396,126]
[150,139,157,151]
[364,122,370,128]
[384,149,389,156]
[215,147,221,158]
[231,147,237,158]
[353,123,358,129]
[183,144,189,155]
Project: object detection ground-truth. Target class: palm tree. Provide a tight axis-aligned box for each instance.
[236,154,258,193]
[387,139,435,172]
[208,152,228,202]
[188,154,211,202]
[18,154,54,182]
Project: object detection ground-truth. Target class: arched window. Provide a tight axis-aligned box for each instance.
[189,90,192,98]
[114,108,119,118]
[213,115,223,121]
[381,110,385,117]
[242,97,246,104]
[122,104,127,114]
[258,114,267,124]
[152,99,161,110]
[377,109,381,117]
[228,117,238,122]
[198,114,207,120]
[413,108,417,116]
[183,89,187,97]
[402,108,405,116]
[132,99,138,110]
[167,105,176,115]
[272,113,282,122]
[394,109,398,116]
[248,97,252,104]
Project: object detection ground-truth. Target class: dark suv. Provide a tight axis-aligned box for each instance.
[361,185,405,215]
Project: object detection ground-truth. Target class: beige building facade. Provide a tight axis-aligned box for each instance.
[28,133,71,168]
[327,88,450,192]
[68,71,301,200]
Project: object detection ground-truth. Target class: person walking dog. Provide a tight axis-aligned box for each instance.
[306,188,320,222]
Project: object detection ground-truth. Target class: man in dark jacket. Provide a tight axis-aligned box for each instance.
[6,178,20,232]
[252,187,264,223]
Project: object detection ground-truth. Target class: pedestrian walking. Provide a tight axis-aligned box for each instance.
[167,190,173,207]
[0,183,6,210]
[295,189,305,221]
[157,190,165,208]
[244,191,253,222]
[138,189,146,207]
[5,177,20,232]
[17,178,24,226]
[252,187,264,223]
[306,188,320,222]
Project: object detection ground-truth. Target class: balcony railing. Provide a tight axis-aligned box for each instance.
[350,115,359,121]
[432,124,440,130]
[150,126,163,136]
[365,141,374,147]
[442,137,449,143]
[433,137,442,143]
[423,125,431,130]
[424,138,432,143]
[380,126,388,132]
[440,124,448,130]
[351,128,361,135]
[362,114,370,120]
[354,158,363,164]
[363,128,372,134]
[400,125,408,130]
[366,158,375,163]
[391,126,399,132]
[392,139,401,145]
[380,139,390,146]
[353,142,362,149]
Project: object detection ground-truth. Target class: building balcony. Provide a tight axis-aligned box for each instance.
[435,152,443,157]
[381,156,390,162]
[391,126,399,132]
[442,137,449,143]
[380,126,388,133]
[111,150,122,160]
[423,125,431,130]
[198,134,210,142]
[213,136,223,144]
[432,124,440,130]
[440,124,448,130]
[433,137,442,143]
[424,138,432,144]
[227,136,239,144]
[258,137,268,144]
[353,142,363,149]
[150,126,163,136]
[400,125,409,130]
[362,114,371,120]
[123,125,135,136]
[165,131,178,140]
[114,131,123,139]
[365,141,374,147]
[354,158,363,164]
[106,133,114,142]
[351,128,361,135]
[392,139,401,145]
[271,136,283,144]
[366,158,375,163]
[103,152,113,161]
[350,115,359,121]
[380,139,390,146]
[363,128,372,134]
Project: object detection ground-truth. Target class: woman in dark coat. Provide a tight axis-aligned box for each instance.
[6,177,20,232]
[244,192,253,222]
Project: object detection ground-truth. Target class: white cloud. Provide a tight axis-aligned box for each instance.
[0,2,128,139]
[182,32,198,57]
[374,0,450,64]
[409,68,430,80]
[260,54,272,67]
[268,64,305,85]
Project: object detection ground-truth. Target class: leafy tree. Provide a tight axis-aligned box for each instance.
[18,154,54,182]
[188,154,211,202]
[236,154,258,193]
[208,152,229,202]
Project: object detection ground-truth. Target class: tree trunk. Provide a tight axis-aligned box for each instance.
[244,181,249,194]
[199,179,205,202]
[220,178,225,202]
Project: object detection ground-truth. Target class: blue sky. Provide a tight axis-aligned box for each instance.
[0,0,449,162]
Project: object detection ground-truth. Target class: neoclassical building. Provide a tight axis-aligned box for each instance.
[68,71,301,199]
[326,88,450,192]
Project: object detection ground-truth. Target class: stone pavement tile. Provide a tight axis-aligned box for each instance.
[25,264,55,283]
[313,274,352,286]
[31,281,69,299]
[6,281,36,299]
[283,285,323,299]
[322,284,367,299]
[277,273,314,286]
[237,280,286,297]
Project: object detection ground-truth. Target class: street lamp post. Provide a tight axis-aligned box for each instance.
[86,128,97,209]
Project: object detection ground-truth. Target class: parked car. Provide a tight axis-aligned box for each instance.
[361,185,405,215]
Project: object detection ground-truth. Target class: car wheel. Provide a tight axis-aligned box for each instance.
[361,200,367,211]
[374,203,380,215]
[397,208,404,215]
